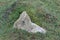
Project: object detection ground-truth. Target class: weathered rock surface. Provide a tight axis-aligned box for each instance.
[13,11,46,34]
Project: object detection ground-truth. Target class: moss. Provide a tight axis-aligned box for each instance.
[0,0,60,40]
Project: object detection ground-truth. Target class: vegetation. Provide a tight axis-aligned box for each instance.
[0,0,60,40]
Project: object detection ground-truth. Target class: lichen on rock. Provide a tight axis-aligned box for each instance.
[13,11,46,34]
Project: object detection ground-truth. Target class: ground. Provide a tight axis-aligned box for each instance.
[0,0,60,40]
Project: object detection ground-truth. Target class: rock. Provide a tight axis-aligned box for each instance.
[13,11,46,34]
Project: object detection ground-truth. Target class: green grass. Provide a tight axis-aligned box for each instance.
[0,0,60,40]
